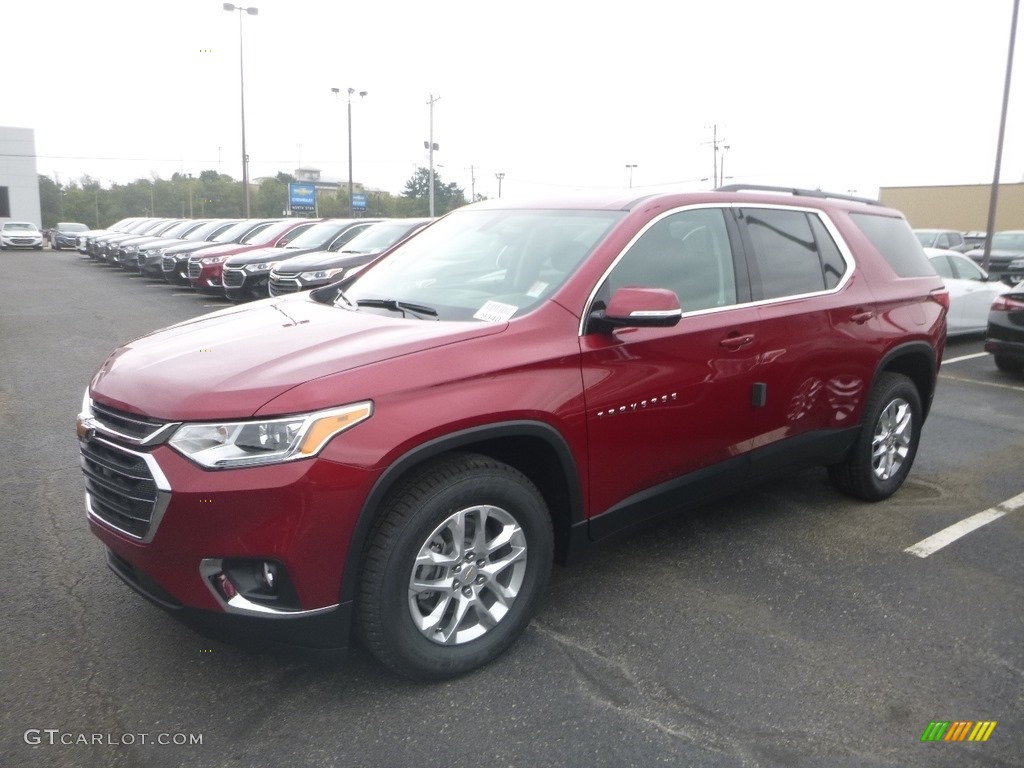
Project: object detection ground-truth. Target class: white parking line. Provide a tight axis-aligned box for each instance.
[905,490,1024,558]
[942,352,989,365]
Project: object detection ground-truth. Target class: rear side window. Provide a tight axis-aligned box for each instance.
[741,208,846,300]
[850,213,936,277]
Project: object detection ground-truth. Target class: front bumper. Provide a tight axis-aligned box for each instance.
[105,548,352,653]
[1,236,43,248]
[81,432,376,647]
[223,267,271,302]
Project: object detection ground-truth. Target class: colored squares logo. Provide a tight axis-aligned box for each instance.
[921,721,997,742]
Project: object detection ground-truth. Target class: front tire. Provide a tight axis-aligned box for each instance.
[357,453,553,680]
[828,372,922,501]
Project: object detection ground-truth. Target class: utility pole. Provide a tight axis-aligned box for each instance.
[466,164,476,201]
[426,93,441,216]
[703,124,727,187]
[495,172,505,198]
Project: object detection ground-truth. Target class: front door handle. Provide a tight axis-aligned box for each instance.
[851,310,874,324]
[720,333,755,350]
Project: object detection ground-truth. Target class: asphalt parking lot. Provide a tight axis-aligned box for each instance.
[1,249,1022,768]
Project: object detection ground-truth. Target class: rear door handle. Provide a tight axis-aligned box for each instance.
[720,333,755,350]
[851,310,874,324]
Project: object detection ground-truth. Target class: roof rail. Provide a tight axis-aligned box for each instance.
[714,184,882,207]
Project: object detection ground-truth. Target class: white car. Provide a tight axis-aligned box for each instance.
[926,248,1009,336]
[0,221,44,250]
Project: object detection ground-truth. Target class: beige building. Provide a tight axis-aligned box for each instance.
[878,183,1024,232]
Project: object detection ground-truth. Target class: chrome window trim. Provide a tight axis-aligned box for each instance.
[577,202,857,336]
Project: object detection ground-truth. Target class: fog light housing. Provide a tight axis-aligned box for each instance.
[202,558,301,613]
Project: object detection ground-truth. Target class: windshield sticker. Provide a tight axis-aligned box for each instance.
[526,281,548,298]
[474,300,518,323]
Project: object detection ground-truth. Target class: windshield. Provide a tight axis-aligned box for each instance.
[343,208,623,321]
[57,223,88,232]
[242,220,309,246]
[3,222,38,231]
[285,220,357,249]
[213,220,273,243]
[914,230,937,247]
[159,220,203,238]
[991,232,1024,251]
[340,220,427,254]
[184,220,238,240]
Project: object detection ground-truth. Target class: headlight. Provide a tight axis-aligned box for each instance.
[299,268,344,281]
[245,261,280,273]
[124,246,137,254]
[201,255,226,265]
[167,401,373,469]
[1009,258,1024,269]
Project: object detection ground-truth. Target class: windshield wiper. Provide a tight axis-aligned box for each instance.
[356,298,439,319]
[331,288,357,310]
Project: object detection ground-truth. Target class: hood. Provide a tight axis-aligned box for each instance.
[272,249,372,273]
[164,240,224,256]
[89,293,505,420]
[224,244,313,266]
[137,237,193,253]
[187,241,264,259]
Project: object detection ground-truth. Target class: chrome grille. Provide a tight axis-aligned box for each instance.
[223,267,245,288]
[91,402,167,441]
[269,275,301,295]
[81,438,167,541]
[162,255,176,272]
[187,261,201,280]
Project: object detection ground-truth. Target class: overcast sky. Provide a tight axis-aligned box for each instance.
[4,0,1022,200]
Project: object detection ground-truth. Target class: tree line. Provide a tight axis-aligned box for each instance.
[38,168,470,228]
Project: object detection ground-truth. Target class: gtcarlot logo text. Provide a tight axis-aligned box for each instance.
[24,729,203,747]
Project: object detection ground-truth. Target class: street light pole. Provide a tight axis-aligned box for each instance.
[495,173,505,198]
[625,164,637,188]
[333,87,368,217]
[223,3,258,218]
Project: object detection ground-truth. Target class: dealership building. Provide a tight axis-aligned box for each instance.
[879,183,1024,232]
[0,126,42,227]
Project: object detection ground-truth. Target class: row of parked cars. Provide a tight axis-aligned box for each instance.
[73,215,433,301]
[913,227,1024,286]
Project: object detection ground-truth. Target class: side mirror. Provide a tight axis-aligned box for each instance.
[589,287,682,332]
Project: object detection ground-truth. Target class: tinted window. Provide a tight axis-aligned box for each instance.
[742,209,835,299]
[599,208,738,312]
[850,213,936,277]
[809,215,846,289]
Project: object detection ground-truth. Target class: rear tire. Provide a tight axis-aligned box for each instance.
[828,372,922,501]
[357,453,553,680]
[993,354,1024,374]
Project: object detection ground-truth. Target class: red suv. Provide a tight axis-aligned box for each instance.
[77,187,948,679]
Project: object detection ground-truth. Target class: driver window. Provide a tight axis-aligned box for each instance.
[598,208,737,312]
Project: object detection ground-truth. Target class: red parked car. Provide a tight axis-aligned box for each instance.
[78,186,948,679]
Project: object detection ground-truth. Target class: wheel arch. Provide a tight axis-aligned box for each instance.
[339,421,584,606]
[875,341,939,421]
